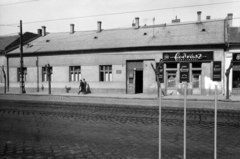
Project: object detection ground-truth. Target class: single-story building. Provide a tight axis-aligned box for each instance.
[3,12,240,95]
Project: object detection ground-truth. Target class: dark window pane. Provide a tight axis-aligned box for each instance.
[192,62,202,68]
[166,63,177,68]
[100,72,104,81]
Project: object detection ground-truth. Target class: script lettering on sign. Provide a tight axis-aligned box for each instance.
[163,52,213,62]
[174,52,203,61]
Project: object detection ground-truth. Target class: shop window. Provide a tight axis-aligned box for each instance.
[192,70,201,88]
[70,66,81,81]
[17,67,27,82]
[42,67,52,82]
[233,70,240,88]
[192,62,202,68]
[166,63,177,68]
[167,71,176,88]
[100,65,112,82]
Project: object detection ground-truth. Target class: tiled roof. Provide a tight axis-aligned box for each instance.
[229,27,240,43]
[0,35,19,51]
[8,19,225,54]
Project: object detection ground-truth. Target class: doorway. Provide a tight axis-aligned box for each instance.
[126,61,143,94]
[192,70,201,94]
[135,70,143,93]
[232,70,240,94]
[166,71,177,94]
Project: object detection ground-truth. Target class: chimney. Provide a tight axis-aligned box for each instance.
[97,21,102,32]
[206,16,211,20]
[135,17,139,29]
[172,16,180,23]
[197,11,202,22]
[37,29,42,36]
[70,24,74,34]
[227,13,233,27]
[41,26,46,36]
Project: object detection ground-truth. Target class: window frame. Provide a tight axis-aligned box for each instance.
[99,65,112,82]
[69,66,81,82]
[42,66,52,82]
[17,67,27,82]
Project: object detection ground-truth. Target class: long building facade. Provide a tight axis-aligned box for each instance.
[2,12,240,95]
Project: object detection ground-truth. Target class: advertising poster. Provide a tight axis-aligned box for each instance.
[213,61,222,81]
[180,62,189,82]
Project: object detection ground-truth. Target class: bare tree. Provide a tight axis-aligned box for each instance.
[1,65,6,93]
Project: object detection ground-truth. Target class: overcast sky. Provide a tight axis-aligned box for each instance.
[0,0,240,36]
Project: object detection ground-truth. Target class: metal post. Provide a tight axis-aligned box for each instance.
[157,76,160,97]
[36,57,39,92]
[19,20,25,94]
[184,84,187,159]
[7,57,9,92]
[159,86,162,159]
[214,85,217,159]
[47,64,51,94]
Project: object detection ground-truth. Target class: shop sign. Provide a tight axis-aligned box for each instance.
[163,52,213,62]
[116,70,122,74]
[213,61,222,81]
[233,53,240,64]
[157,62,164,83]
[180,62,189,82]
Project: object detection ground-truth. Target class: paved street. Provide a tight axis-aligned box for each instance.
[0,99,240,159]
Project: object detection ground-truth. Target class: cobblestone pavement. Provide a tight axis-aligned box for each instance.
[0,100,240,159]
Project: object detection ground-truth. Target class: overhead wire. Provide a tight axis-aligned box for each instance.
[0,0,39,7]
[1,1,239,36]
[0,32,19,36]
[1,0,240,26]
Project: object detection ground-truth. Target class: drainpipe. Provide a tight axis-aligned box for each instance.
[6,53,9,92]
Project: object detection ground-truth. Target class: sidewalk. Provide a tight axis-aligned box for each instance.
[0,91,240,102]
[1,91,240,110]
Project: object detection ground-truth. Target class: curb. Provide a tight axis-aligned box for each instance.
[0,93,239,102]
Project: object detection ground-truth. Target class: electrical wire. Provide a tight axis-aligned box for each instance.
[0,0,39,7]
[1,0,240,26]
[0,32,19,36]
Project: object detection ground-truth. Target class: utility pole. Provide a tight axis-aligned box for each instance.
[19,20,25,94]
[46,64,51,94]
[36,56,39,92]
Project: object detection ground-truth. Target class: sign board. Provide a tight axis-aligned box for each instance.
[116,70,122,74]
[163,52,213,62]
[180,62,189,82]
[213,61,222,81]
[233,53,240,64]
[157,62,164,83]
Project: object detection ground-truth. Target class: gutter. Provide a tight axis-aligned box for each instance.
[6,43,226,57]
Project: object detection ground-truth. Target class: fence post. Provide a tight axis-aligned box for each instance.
[183,83,187,159]
[159,86,162,159]
[214,85,218,159]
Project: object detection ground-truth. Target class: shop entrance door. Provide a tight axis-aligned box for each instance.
[166,71,177,94]
[126,61,143,94]
[232,70,240,94]
[192,70,201,94]
[135,70,143,93]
